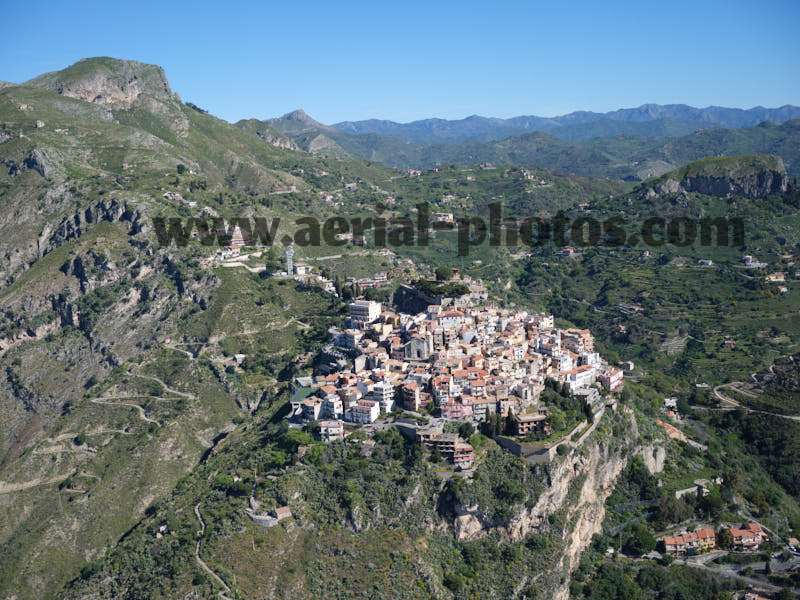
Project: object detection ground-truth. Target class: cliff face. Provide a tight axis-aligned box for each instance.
[453,409,663,599]
[673,168,788,198]
[25,57,190,137]
[647,154,790,199]
[27,57,177,110]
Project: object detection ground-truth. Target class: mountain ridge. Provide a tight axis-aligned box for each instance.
[332,103,800,144]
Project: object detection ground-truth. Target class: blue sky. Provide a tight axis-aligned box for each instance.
[2,0,799,124]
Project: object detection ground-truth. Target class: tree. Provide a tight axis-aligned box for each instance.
[622,522,656,556]
[435,266,451,281]
[657,495,694,526]
[698,490,724,520]
[334,275,343,297]
[458,422,475,440]
[263,247,282,274]
[717,527,733,550]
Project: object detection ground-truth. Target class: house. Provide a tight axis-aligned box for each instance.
[433,212,455,225]
[321,395,344,419]
[440,400,473,420]
[228,224,247,255]
[402,382,421,411]
[452,442,475,470]
[319,420,345,443]
[346,400,380,424]
[598,366,624,392]
[369,381,395,413]
[766,271,786,283]
[273,506,292,521]
[662,528,716,556]
[301,398,322,421]
[564,365,596,392]
[510,410,550,436]
[742,255,767,269]
[729,522,767,551]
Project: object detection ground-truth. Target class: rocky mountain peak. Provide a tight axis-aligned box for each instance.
[269,108,330,134]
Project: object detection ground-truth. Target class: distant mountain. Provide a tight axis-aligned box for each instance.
[333,103,800,144]
[241,109,351,157]
[265,108,333,135]
[332,118,800,179]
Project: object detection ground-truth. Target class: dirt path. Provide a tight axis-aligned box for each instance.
[0,472,73,494]
[165,343,197,360]
[194,503,234,599]
[88,397,160,425]
[132,374,196,400]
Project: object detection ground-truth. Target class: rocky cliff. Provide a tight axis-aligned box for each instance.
[646,154,790,199]
[27,57,177,110]
[453,409,663,599]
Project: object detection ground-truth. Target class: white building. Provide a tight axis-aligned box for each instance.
[346,400,381,424]
[370,381,395,413]
[564,365,596,392]
[349,300,382,326]
[322,395,344,419]
[319,420,345,443]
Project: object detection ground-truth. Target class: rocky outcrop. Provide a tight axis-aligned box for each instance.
[645,155,790,199]
[306,133,344,154]
[27,58,177,110]
[43,198,143,256]
[682,168,788,198]
[23,148,59,178]
[251,127,299,151]
[26,57,190,136]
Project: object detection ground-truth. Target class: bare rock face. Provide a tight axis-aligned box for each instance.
[306,133,342,154]
[637,444,666,474]
[26,57,190,136]
[681,165,789,198]
[28,58,177,110]
[256,130,299,151]
[645,155,790,199]
[450,409,660,600]
[453,513,483,540]
[24,148,59,178]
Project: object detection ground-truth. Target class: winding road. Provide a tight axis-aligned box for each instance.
[712,383,800,422]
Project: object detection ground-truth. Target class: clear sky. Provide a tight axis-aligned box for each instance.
[2,0,799,124]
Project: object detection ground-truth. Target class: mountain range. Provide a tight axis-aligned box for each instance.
[332,103,800,144]
[257,107,800,179]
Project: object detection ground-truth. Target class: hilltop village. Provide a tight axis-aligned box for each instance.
[287,269,624,470]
